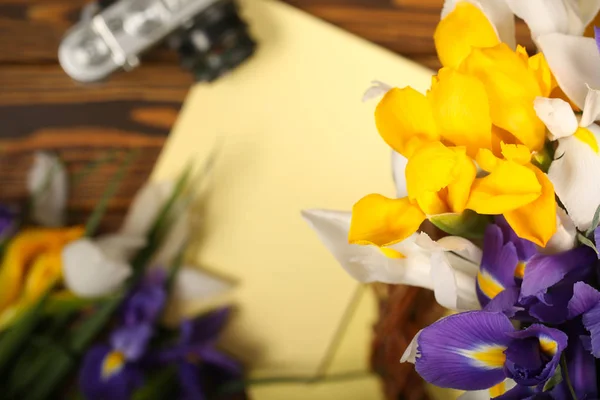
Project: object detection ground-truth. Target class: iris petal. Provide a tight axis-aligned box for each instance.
[415,311,513,390]
[520,247,597,299]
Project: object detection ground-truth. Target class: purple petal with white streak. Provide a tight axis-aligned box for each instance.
[415,311,513,390]
[520,247,597,298]
[110,324,152,361]
[595,27,600,57]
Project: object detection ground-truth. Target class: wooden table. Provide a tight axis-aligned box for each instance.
[0,0,532,228]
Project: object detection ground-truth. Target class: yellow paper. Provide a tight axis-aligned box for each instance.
[152,0,433,397]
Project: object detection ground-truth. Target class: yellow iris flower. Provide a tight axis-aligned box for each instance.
[351,1,558,252]
[0,227,84,325]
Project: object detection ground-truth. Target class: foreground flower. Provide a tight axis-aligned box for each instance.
[537,103,600,231]
[412,311,567,391]
[302,209,480,310]
[156,309,244,400]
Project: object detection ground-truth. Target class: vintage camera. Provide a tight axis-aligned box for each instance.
[59,0,256,83]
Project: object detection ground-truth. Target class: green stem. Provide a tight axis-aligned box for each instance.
[313,284,365,379]
[561,355,578,400]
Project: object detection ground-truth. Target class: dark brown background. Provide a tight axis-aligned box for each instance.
[0,0,534,229]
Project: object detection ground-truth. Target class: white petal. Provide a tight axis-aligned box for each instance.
[362,80,392,102]
[441,0,516,48]
[430,252,479,311]
[533,97,578,140]
[505,0,585,37]
[416,234,481,277]
[400,330,421,364]
[62,238,132,297]
[152,209,190,267]
[548,132,600,231]
[171,266,232,302]
[436,236,483,266]
[27,152,68,227]
[543,207,578,254]
[120,181,175,237]
[391,151,408,198]
[95,234,146,262]
[577,0,600,27]
[581,85,600,127]
[301,209,433,287]
[538,34,600,109]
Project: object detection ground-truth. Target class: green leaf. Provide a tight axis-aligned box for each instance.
[543,364,563,392]
[429,210,491,239]
[0,286,53,376]
[23,349,73,400]
[85,150,139,237]
[586,204,600,236]
[132,367,177,400]
[577,233,598,255]
[44,292,104,316]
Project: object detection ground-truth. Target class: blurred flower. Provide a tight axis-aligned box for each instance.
[80,270,168,399]
[157,309,244,400]
[121,268,167,327]
[27,152,67,227]
[62,238,133,298]
[79,325,149,400]
[0,205,16,241]
[0,227,84,315]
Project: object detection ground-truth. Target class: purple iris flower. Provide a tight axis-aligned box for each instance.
[519,247,597,324]
[121,268,167,327]
[415,311,567,391]
[79,325,150,400]
[0,205,16,240]
[478,217,598,324]
[80,270,168,399]
[476,218,536,310]
[157,309,245,400]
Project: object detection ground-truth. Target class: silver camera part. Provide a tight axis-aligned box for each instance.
[59,0,221,82]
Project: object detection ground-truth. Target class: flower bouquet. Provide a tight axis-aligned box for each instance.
[0,151,245,400]
[304,1,600,399]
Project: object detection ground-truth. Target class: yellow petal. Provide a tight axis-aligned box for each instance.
[504,166,557,247]
[467,161,542,214]
[349,195,425,247]
[574,126,600,153]
[460,44,546,151]
[446,151,477,213]
[428,68,492,156]
[0,227,84,312]
[406,142,461,200]
[500,143,532,164]
[476,148,500,172]
[375,87,439,158]
[416,190,450,216]
[528,52,557,97]
[434,2,499,68]
[23,250,63,302]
